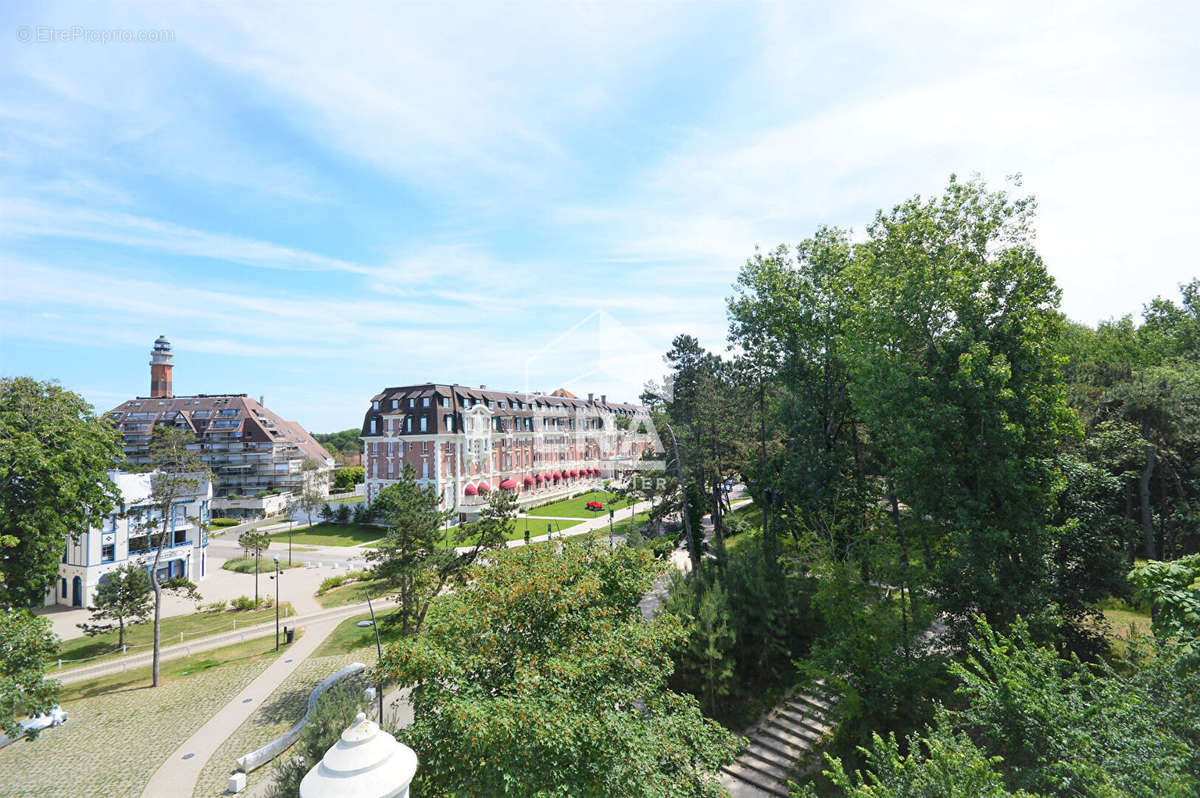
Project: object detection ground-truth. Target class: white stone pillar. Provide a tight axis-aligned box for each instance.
[299,712,417,798]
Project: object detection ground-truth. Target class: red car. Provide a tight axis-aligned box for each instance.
[586,501,604,511]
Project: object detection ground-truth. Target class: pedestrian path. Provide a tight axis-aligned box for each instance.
[55,599,394,685]
[140,615,343,798]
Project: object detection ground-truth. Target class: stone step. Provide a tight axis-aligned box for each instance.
[795,692,836,714]
[777,705,831,736]
[724,758,791,794]
[741,741,794,771]
[748,730,807,760]
[721,762,790,798]
[765,713,825,744]
[756,723,818,754]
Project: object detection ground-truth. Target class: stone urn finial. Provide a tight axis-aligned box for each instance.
[299,712,418,798]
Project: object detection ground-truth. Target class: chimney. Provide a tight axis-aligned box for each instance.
[150,336,174,398]
[480,384,487,389]
[259,395,264,406]
[588,392,594,402]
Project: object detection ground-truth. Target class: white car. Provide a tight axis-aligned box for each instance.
[0,706,68,748]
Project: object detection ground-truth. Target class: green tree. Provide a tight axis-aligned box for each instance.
[378,541,737,796]
[0,378,122,607]
[237,529,271,602]
[141,425,210,687]
[291,480,325,565]
[1128,554,1200,654]
[664,568,736,717]
[462,486,518,550]
[843,176,1072,635]
[366,466,504,637]
[332,466,365,493]
[77,562,151,648]
[0,608,60,740]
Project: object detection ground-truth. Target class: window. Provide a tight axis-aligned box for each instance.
[422,441,429,453]
[408,398,415,408]
[444,414,455,432]
[174,528,187,546]
[62,546,68,564]
[405,416,413,433]
[101,543,115,562]
[420,416,428,432]
[372,418,379,434]
[391,399,399,410]
[422,397,430,408]
[440,396,449,408]
[372,400,380,410]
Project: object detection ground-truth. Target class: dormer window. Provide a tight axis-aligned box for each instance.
[372,400,380,410]
[422,397,430,408]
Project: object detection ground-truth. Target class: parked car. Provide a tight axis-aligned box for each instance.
[0,706,68,748]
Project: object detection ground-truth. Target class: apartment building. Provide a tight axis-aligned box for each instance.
[106,338,333,512]
[47,470,212,608]
[360,383,658,518]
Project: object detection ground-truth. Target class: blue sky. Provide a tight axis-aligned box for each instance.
[1,1,1197,433]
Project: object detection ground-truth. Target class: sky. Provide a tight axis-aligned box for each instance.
[1,1,1197,433]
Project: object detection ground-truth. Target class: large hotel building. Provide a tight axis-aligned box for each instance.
[106,337,333,513]
[360,384,658,517]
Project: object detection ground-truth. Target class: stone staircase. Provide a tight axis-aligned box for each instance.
[721,683,837,797]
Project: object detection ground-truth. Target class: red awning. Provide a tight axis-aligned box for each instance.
[463,483,478,496]
[569,469,578,478]
[552,472,562,481]
[523,475,534,486]
[477,482,490,493]
[500,479,518,490]
[534,474,544,483]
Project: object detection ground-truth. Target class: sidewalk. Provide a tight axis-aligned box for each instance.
[140,615,343,798]
[54,599,394,685]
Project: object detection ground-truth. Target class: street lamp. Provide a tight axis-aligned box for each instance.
[273,554,280,651]
[608,508,614,548]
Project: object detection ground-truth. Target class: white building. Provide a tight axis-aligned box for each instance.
[46,470,213,609]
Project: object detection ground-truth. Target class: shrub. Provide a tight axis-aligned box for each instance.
[722,514,749,538]
[318,575,349,594]
[227,493,240,500]
[202,599,227,612]
[210,517,240,528]
[335,504,352,524]
[266,679,369,797]
[230,595,256,611]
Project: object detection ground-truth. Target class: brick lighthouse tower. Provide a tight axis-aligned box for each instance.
[150,335,174,398]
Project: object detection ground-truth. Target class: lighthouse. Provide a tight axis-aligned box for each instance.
[150,335,174,398]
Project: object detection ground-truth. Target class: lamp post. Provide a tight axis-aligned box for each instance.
[254,544,260,606]
[608,508,614,548]
[364,588,385,724]
[273,554,280,651]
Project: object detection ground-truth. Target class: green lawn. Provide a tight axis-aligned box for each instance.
[1099,599,1152,657]
[315,577,390,609]
[221,556,305,573]
[57,604,295,667]
[267,522,383,547]
[326,494,365,504]
[524,490,631,519]
[59,631,294,703]
[313,610,406,657]
[435,516,585,548]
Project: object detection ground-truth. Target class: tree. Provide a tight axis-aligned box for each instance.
[332,466,365,493]
[377,541,738,796]
[843,176,1072,635]
[238,529,271,601]
[1128,554,1200,655]
[368,476,508,638]
[291,481,325,566]
[0,377,122,608]
[141,425,210,687]
[77,563,151,648]
[0,608,59,740]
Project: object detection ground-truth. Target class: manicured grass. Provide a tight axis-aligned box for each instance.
[315,577,390,609]
[313,610,406,657]
[267,522,383,547]
[59,631,294,703]
[326,494,365,504]
[436,516,585,548]
[221,556,305,573]
[57,604,295,666]
[611,510,652,538]
[524,490,630,519]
